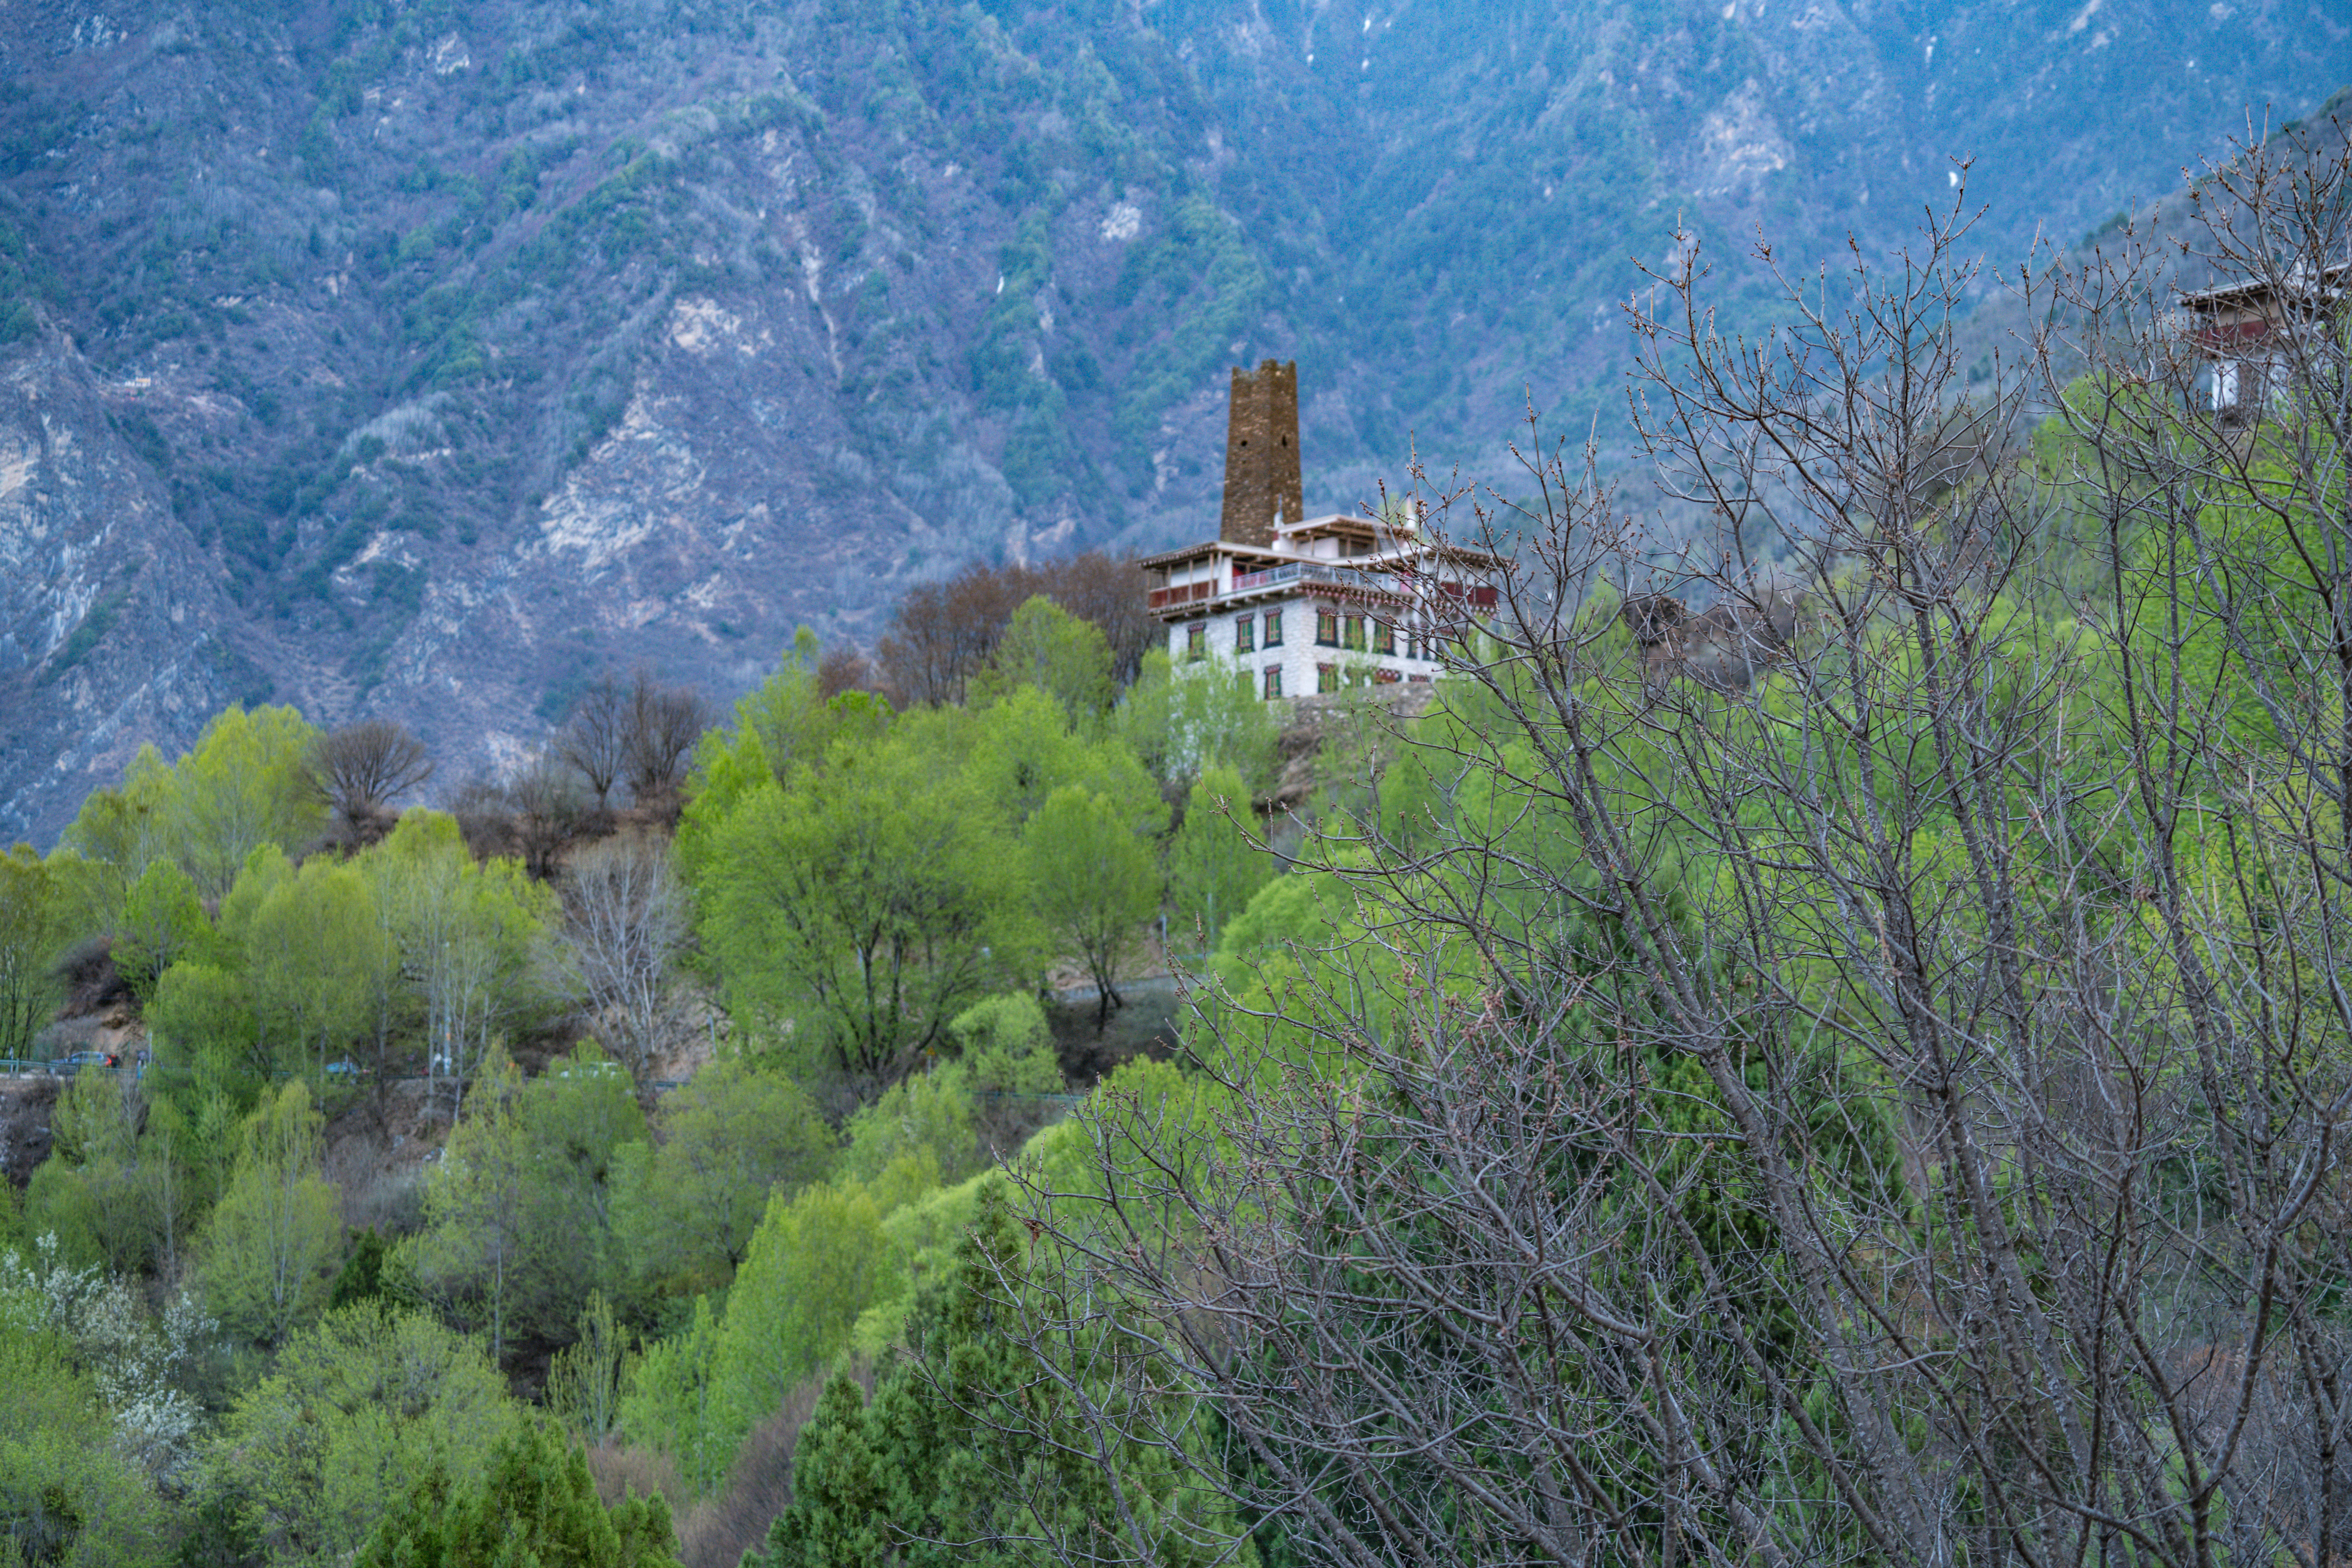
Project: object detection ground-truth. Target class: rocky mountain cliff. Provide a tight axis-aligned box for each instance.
[2,0,2345,843]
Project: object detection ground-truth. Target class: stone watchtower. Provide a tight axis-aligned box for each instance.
[1218,359,1302,548]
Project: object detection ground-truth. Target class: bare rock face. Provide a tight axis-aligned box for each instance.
[0,336,254,834]
[0,1076,58,1187]
[0,0,2342,842]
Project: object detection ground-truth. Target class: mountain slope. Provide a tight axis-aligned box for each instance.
[1,0,2345,842]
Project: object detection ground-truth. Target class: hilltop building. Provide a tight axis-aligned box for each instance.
[1140,360,1502,699]
[2180,261,2346,422]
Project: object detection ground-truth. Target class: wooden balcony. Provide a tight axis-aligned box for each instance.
[1147,580,1216,612]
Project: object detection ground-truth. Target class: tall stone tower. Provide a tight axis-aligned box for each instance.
[1218,359,1302,548]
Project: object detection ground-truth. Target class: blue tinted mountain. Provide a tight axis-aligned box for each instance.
[0,0,2343,840]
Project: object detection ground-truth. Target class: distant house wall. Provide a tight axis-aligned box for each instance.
[1168,593,1445,698]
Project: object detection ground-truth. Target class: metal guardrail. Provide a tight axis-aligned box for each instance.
[0,1058,143,1080]
[1230,561,1377,594]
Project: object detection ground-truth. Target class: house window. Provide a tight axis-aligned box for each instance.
[1185,622,1207,660]
[1263,609,1284,647]
[1235,615,1255,654]
[1343,615,1366,651]
[1373,620,1396,656]
[1316,663,1338,693]
[1315,611,1339,646]
[1263,664,1283,699]
[1374,667,1402,684]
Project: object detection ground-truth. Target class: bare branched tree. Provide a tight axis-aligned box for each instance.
[875,553,1155,705]
[553,834,688,1100]
[624,670,711,822]
[307,719,433,835]
[816,642,882,701]
[506,750,591,881]
[557,674,630,811]
[966,120,2352,1568]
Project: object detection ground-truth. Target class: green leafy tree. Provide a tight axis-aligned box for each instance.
[111,858,208,1003]
[947,993,1063,1095]
[371,812,555,1117]
[610,1056,834,1302]
[676,631,895,889]
[969,597,1116,726]
[0,844,66,1063]
[1165,765,1276,957]
[513,1042,649,1341]
[546,1292,636,1446]
[969,685,1162,830]
[706,1178,894,1473]
[396,1048,535,1363]
[842,1069,978,1184]
[25,1065,156,1273]
[356,1418,681,1568]
[698,713,1033,1087]
[1115,649,1280,794]
[198,1079,344,1347]
[146,958,262,1092]
[166,704,326,900]
[52,743,176,935]
[204,1305,520,1568]
[619,1293,725,1494]
[1026,785,1161,1031]
[247,857,377,1080]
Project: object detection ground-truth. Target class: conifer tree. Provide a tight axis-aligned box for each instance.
[356,1419,681,1568]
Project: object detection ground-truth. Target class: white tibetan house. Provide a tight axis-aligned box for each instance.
[1140,359,1504,699]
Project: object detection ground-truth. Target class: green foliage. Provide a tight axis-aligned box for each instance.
[370,811,557,1101]
[969,597,1115,726]
[0,1177,21,1255]
[842,1069,977,1185]
[1025,784,1161,1029]
[512,1042,648,1341]
[678,630,895,885]
[946,993,1061,1094]
[197,1080,343,1348]
[330,1228,390,1310]
[0,844,67,1062]
[146,959,261,1093]
[158,704,327,900]
[969,685,1161,831]
[28,1067,160,1274]
[706,1178,895,1481]
[750,1189,1255,1567]
[394,1048,535,1363]
[245,857,377,1080]
[356,1418,681,1568]
[52,745,174,935]
[697,710,1036,1086]
[610,1056,835,1301]
[0,1280,169,1568]
[1165,766,1275,955]
[619,1293,725,1495]
[112,858,207,1003]
[205,1305,520,1568]
[1115,650,1279,795]
[546,1292,636,1447]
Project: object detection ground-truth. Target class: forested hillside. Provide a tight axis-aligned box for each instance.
[2,0,2347,844]
[8,49,2352,1568]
